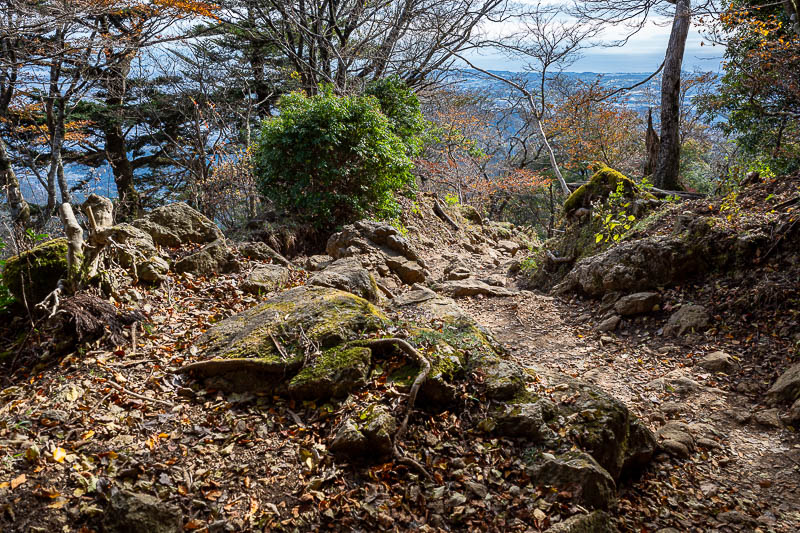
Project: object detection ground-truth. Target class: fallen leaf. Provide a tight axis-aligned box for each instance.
[52,447,67,463]
[11,473,27,489]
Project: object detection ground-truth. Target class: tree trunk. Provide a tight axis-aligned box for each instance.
[0,137,30,226]
[102,50,140,219]
[653,0,690,190]
[644,108,660,177]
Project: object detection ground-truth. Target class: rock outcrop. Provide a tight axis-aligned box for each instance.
[327,221,429,285]
[133,202,223,247]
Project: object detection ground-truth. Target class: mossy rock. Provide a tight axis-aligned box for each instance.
[537,370,656,480]
[2,238,69,305]
[564,164,647,214]
[330,403,397,459]
[185,286,387,392]
[288,346,372,400]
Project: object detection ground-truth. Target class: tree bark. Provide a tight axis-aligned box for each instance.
[0,137,30,226]
[101,49,140,220]
[653,0,690,190]
[644,108,660,177]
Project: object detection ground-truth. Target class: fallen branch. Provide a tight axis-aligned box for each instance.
[106,380,173,408]
[433,199,460,231]
[545,250,573,264]
[565,181,705,199]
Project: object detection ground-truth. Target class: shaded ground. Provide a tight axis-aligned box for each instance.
[432,246,800,532]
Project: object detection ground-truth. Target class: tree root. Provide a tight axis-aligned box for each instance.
[357,337,433,479]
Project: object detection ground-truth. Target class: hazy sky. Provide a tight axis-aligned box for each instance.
[466,19,724,73]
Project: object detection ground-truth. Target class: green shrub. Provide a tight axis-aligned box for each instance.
[255,87,414,229]
[364,76,426,156]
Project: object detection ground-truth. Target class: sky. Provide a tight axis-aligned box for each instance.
[466,19,725,74]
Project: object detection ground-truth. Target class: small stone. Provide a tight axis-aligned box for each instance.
[663,304,710,336]
[614,292,660,316]
[464,481,488,499]
[698,351,736,373]
[596,315,621,333]
[753,408,782,428]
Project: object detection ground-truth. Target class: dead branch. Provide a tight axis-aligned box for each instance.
[545,250,573,264]
[433,198,461,231]
[376,281,396,299]
[106,380,173,408]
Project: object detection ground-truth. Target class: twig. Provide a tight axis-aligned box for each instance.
[106,380,173,407]
[286,408,306,428]
[269,331,290,360]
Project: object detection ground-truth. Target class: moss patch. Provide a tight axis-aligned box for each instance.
[564,164,643,214]
[2,238,69,304]
[288,345,372,400]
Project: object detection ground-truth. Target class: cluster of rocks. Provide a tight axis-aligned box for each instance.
[591,289,711,340]
[2,202,293,303]
[175,277,656,528]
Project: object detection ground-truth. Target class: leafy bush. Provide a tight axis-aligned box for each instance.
[255,87,415,229]
[364,76,426,156]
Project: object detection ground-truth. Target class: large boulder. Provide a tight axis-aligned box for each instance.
[326,220,429,284]
[535,371,657,480]
[555,236,700,297]
[133,202,223,247]
[530,451,616,510]
[2,238,68,304]
[309,258,380,302]
[107,224,169,282]
[180,287,386,393]
[173,240,239,277]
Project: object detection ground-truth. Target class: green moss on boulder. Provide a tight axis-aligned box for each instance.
[185,286,387,392]
[564,164,642,214]
[2,238,69,304]
[288,346,372,400]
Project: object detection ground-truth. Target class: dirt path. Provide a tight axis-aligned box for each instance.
[420,244,800,532]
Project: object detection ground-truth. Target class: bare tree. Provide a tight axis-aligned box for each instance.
[213,0,508,93]
[572,0,720,189]
[453,5,600,196]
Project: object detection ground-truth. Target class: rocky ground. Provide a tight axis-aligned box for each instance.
[1,181,798,532]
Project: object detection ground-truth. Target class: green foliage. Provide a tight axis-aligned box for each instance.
[0,239,15,312]
[519,256,539,273]
[444,193,460,206]
[363,76,426,157]
[594,180,636,244]
[697,1,800,175]
[254,87,415,229]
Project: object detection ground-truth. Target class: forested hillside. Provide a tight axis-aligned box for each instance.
[1,1,799,532]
